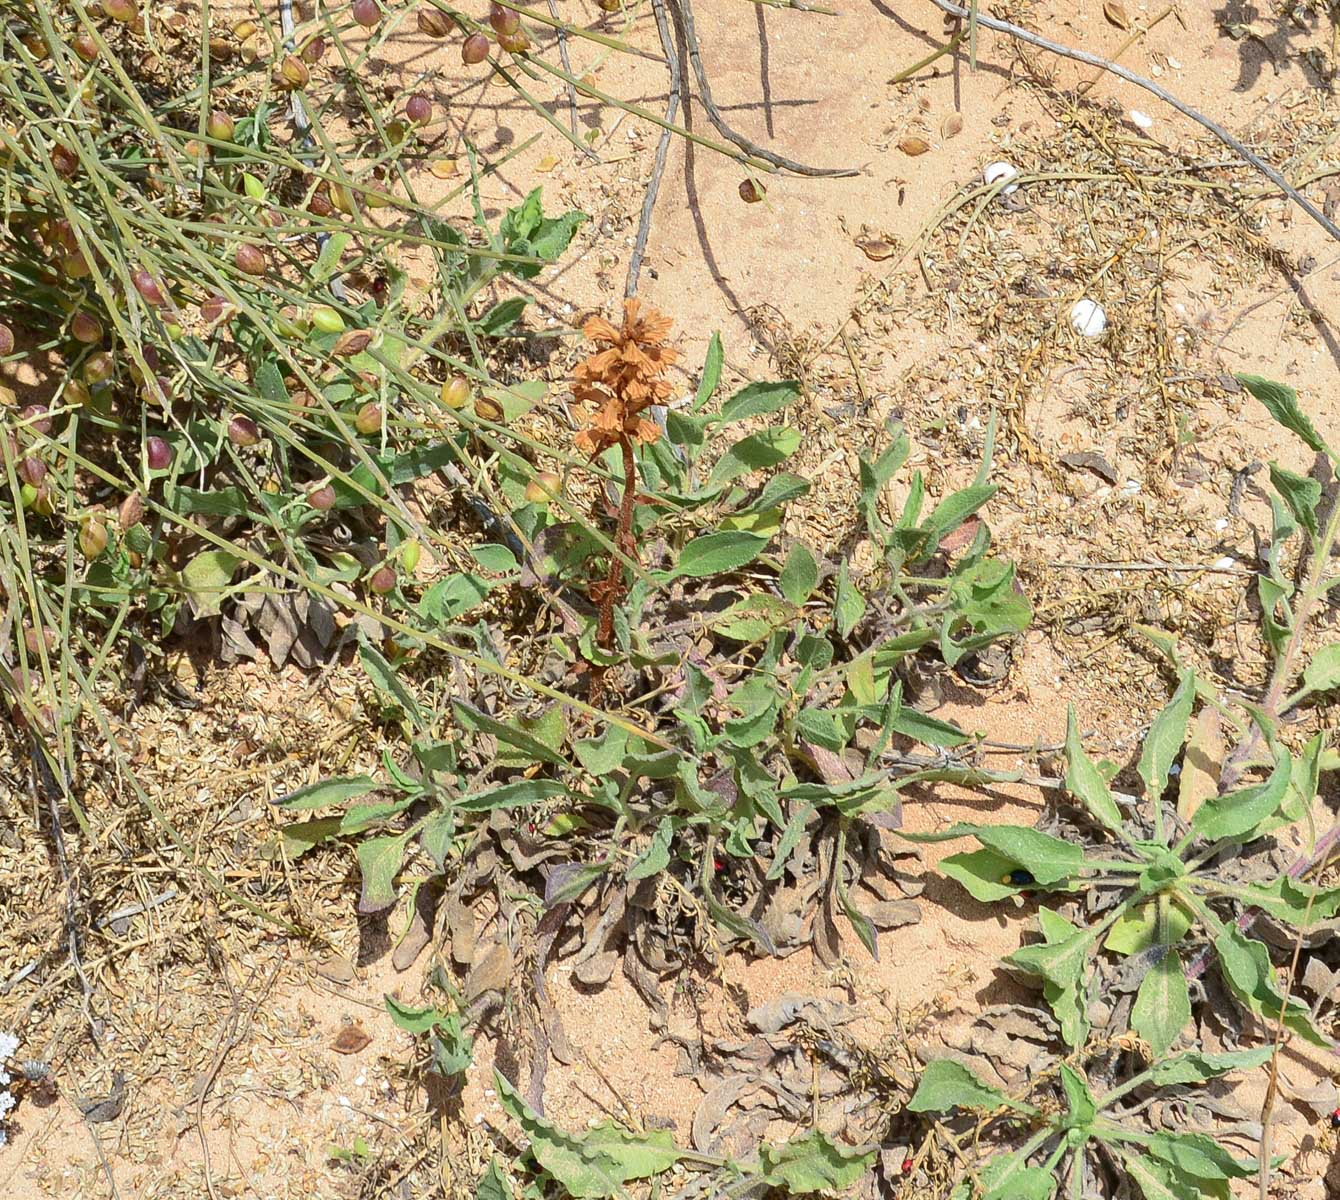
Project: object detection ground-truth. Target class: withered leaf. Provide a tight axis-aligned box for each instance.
[1103,1,1130,28]
[940,112,963,138]
[1177,706,1222,821]
[331,1023,372,1055]
[898,135,931,156]
[464,938,514,1002]
[859,239,896,262]
[1059,450,1119,485]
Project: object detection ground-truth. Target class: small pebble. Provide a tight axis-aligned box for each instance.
[1070,298,1108,337]
[1130,110,1154,130]
[983,160,1019,195]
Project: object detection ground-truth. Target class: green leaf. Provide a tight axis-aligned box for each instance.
[911,824,1084,886]
[1269,462,1322,535]
[493,1071,679,1198]
[982,1165,1056,1200]
[477,1158,514,1200]
[420,573,494,624]
[1189,747,1290,844]
[314,231,351,281]
[1104,900,1192,956]
[917,484,998,560]
[420,809,455,869]
[1237,374,1329,454]
[707,427,801,488]
[1302,644,1340,696]
[452,700,567,765]
[693,333,724,413]
[384,995,445,1034]
[357,831,410,913]
[477,296,529,336]
[274,774,380,811]
[181,549,242,614]
[711,593,797,642]
[1064,707,1125,834]
[907,1059,1015,1114]
[1138,671,1195,804]
[360,641,427,730]
[718,380,800,424]
[779,542,820,607]
[858,436,910,536]
[834,560,866,638]
[279,816,342,859]
[1148,1046,1273,1087]
[1122,1151,1198,1200]
[255,359,289,404]
[627,817,673,881]
[1146,1131,1256,1183]
[173,486,254,517]
[1005,924,1094,991]
[756,1130,876,1195]
[672,531,770,578]
[472,543,520,573]
[890,707,967,748]
[456,779,565,811]
[1131,947,1190,1057]
[1214,925,1326,1045]
[1057,1063,1096,1128]
[941,848,1025,902]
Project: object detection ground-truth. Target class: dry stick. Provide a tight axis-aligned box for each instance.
[672,0,860,178]
[546,0,579,138]
[1075,4,1173,95]
[626,0,682,300]
[923,0,1340,246]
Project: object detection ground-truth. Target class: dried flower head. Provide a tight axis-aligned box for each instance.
[573,298,677,457]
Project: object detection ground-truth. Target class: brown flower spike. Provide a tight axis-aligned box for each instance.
[573,299,678,659]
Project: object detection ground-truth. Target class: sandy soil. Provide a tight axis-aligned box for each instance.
[4,1,1340,1197]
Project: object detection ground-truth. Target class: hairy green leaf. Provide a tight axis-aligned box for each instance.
[756,1129,876,1195]
[1237,374,1329,454]
[1131,947,1190,1057]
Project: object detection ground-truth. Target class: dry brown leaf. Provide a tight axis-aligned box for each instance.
[429,158,458,179]
[940,113,963,138]
[859,239,896,262]
[1103,1,1130,29]
[331,1023,372,1055]
[536,153,560,173]
[898,135,931,156]
[1177,706,1222,821]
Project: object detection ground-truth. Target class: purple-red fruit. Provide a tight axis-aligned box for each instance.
[145,436,173,470]
[461,32,490,63]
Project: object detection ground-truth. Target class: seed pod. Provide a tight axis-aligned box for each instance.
[79,516,109,558]
[119,491,145,528]
[31,480,57,515]
[70,312,102,344]
[133,269,167,307]
[18,457,47,487]
[308,189,335,217]
[51,144,80,177]
[418,7,452,36]
[738,178,765,204]
[406,93,433,125]
[72,31,99,61]
[301,35,326,62]
[333,329,374,357]
[401,539,421,574]
[489,2,520,34]
[475,395,504,422]
[524,471,563,504]
[63,250,91,279]
[145,435,173,471]
[352,0,381,26]
[104,0,137,21]
[440,375,470,409]
[200,293,232,325]
[308,482,337,510]
[139,373,171,407]
[497,28,530,53]
[228,414,261,446]
[310,305,344,333]
[83,351,115,385]
[364,182,392,209]
[184,139,206,160]
[235,243,267,276]
[0,323,13,356]
[64,379,92,408]
[273,54,310,90]
[354,401,383,435]
[206,110,235,142]
[461,32,490,64]
[232,18,257,39]
[329,182,355,214]
[275,306,309,338]
[21,404,53,435]
[369,565,397,594]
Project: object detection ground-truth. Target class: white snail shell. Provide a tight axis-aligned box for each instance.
[1070,298,1108,338]
[983,161,1020,195]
